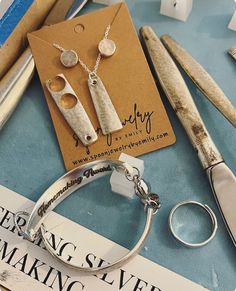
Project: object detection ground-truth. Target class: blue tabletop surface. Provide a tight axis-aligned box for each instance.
[0,0,236,290]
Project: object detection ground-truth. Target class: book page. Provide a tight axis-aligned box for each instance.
[0,185,208,291]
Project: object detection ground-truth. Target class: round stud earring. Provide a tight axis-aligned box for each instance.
[53,44,78,68]
[98,38,116,57]
[98,24,116,58]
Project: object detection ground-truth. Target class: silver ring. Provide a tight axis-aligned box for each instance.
[15,159,160,274]
[169,200,218,248]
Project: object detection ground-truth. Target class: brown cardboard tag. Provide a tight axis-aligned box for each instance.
[28,3,176,171]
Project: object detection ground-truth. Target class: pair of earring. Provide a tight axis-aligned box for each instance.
[51,36,123,137]
[46,73,98,146]
[53,36,117,69]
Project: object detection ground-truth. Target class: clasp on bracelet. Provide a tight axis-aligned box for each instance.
[144,193,161,215]
[125,167,161,215]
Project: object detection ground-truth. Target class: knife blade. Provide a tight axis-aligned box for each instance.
[161,34,236,128]
[140,26,236,246]
[0,0,89,129]
[208,163,236,244]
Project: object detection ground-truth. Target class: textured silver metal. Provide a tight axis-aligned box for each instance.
[46,74,97,146]
[169,201,218,248]
[53,44,79,68]
[76,24,111,74]
[88,75,123,135]
[14,159,160,274]
[98,39,116,57]
[71,25,111,75]
[60,50,78,68]
[52,25,121,134]
[53,25,112,74]
[207,163,236,246]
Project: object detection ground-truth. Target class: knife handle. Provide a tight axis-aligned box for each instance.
[0,47,35,129]
[140,26,223,169]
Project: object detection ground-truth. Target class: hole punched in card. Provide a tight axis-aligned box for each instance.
[45,74,98,146]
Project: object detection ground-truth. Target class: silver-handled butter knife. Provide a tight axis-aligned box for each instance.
[140,26,236,246]
[0,0,89,130]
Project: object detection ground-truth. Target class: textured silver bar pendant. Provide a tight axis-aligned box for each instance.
[46,74,97,146]
[88,75,123,135]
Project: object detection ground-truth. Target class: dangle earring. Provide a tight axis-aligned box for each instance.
[53,25,123,135]
[46,74,98,146]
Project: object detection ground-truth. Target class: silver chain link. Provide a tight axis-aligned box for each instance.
[53,24,111,76]
[53,43,65,52]
[125,167,161,215]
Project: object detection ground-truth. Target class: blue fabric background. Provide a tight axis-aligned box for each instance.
[0,0,236,290]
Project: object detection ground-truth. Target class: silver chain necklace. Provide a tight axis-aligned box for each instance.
[53,24,123,135]
[53,24,111,76]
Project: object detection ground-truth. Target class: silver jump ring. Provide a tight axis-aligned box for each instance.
[125,166,140,181]
[169,200,218,248]
[144,200,159,215]
[89,72,97,80]
[89,72,98,85]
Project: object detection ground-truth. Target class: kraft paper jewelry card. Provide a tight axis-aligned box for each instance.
[28,3,176,171]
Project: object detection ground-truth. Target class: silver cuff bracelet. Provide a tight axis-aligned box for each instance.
[14,159,161,274]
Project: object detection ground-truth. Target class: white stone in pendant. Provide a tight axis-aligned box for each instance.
[60,50,78,68]
[88,75,123,135]
[98,39,116,57]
